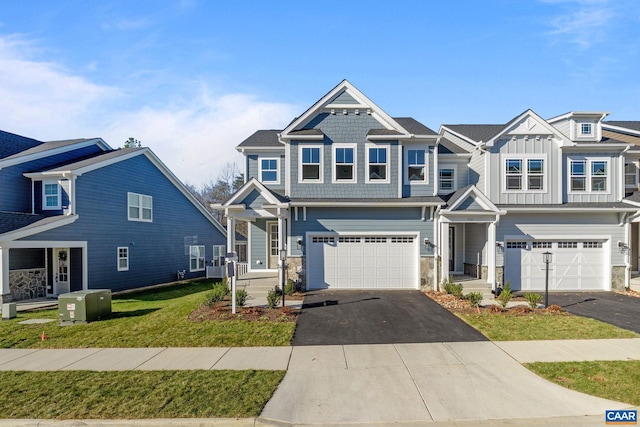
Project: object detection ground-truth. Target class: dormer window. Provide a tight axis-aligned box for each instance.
[42,180,61,210]
[580,123,593,136]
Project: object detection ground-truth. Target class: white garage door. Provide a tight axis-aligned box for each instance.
[504,240,607,291]
[307,235,418,289]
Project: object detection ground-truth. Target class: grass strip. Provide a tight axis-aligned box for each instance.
[0,370,284,419]
[0,280,295,348]
[458,312,638,341]
[526,360,640,406]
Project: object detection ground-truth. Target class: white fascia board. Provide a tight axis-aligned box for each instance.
[439,126,481,147]
[602,124,640,137]
[0,215,79,241]
[548,111,610,123]
[0,139,109,170]
[503,207,637,213]
[366,134,409,141]
[566,144,628,151]
[278,134,324,141]
[485,109,570,148]
[440,210,503,216]
[288,201,444,207]
[223,178,282,206]
[439,153,473,159]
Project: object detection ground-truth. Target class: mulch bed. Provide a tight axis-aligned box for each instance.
[615,288,640,298]
[425,291,568,316]
[189,301,300,322]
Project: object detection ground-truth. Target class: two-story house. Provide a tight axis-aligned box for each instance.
[0,130,227,304]
[220,80,639,292]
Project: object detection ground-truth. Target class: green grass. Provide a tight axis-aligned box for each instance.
[0,370,284,419]
[0,280,295,348]
[526,361,640,406]
[458,312,639,341]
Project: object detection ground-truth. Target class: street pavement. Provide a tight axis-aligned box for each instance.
[0,339,639,426]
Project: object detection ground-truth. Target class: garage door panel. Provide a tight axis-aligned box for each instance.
[307,234,417,289]
[505,240,606,291]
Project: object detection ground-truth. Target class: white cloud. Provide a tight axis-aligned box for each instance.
[542,0,615,48]
[0,33,298,186]
[102,92,297,185]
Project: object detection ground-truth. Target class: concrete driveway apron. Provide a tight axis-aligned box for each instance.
[291,289,487,346]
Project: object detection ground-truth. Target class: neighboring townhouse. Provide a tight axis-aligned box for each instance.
[0,130,227,303]
[219,80,639,292]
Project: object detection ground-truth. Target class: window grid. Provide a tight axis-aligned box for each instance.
[128,192,153,222]
[189,245,205,272]
[335,147,355,181]
[364,237,387,243]
[580,123,593,135]
[558,242,578,249]
[391,237,414,243]
[312,236,335,243]
[570,159,608,192]
[260,158,278,183]
[506,242,528,249]
[625,162,638,187]
[505,159,523,190]
[583,242,603,249]
[407,149,426,182]
[301,147,321,181]
[532,242,552,249]
[368,147,387,181]
[117,247,129,271]
[439,168,455,191]
[338,237,361,243]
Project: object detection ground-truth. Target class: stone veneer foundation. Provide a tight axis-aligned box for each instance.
[9,269,47,301]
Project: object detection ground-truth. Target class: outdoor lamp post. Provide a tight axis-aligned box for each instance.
[543,251,552,308]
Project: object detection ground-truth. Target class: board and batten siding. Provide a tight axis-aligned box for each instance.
[495,212,625,266]
[289,207,434,257]
[19,154,226,292]
[564,152,622,203]
[289,112,400,199]
[489,136,561,205]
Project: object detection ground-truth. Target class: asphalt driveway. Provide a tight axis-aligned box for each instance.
[291,289,487,346]
[548,292,640,334]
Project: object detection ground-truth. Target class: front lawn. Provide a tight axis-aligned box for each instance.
[0,280,295,348]
[458,312,638,341]
[0,370,284,419]
[526,360,640,406]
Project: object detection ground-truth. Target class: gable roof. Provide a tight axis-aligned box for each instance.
[604,121,640,131]
[0,137,111,170]
[439,137,471,154]
[393,118,437,136]
[443,124,505,143]
[0,212,46,234]
[0,213,78,241]
[223,177,288,207]
[236,130,282,149]
[441,185,503,214]
[0,130,44,159]
[24,147,226,235]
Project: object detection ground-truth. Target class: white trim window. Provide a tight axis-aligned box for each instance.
[333,145,356,183]
[190,245,205,272]
[299,146,323,182]
[42,180,61,210]
[128,192,153,222]
[625,162,638,188]
[259,158,279,184]
[569,158,609,192]
[366,144,389,183]
[580,122,593,136]
[212,245,226,267]
[405,147,428,184]
[439,165,456,192]
[503,156,545,192]
[117,247,129,271]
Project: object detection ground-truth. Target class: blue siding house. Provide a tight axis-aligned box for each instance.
[0,130,226,303]
[219,80,640,292]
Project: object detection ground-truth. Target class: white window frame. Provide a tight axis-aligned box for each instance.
[579,122,593,137]
[42,180,61,210]
[625,161,638,189]
[117,247,129,271]
[404,146,429,185]
[190,245,205,272]
[438,164,457,193]
[298,145,324,183]
[212,245,226,267]
[365,143,390,184]
[128,192,153,222]
[258,157,280,184]
[502,154,547,193]
[332,144,357,183]
[567,157,610,194]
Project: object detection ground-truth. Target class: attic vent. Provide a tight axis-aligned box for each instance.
[355,109,360,115]
[343,109,348,115]
[366,109,371,115]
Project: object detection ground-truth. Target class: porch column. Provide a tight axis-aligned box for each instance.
[440,222,449,285]
[0,246,10,303]
[487,221,496,287]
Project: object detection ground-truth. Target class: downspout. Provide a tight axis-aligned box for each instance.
[624,213,631,290]
[433,205,441,291]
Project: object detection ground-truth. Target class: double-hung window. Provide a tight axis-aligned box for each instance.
[117,247,129,271]
[190,245,205,272]
[334,145,356,182]
[42,180,61,210]
[569,158,608,192]
[625,162,638,188]
[128,192,153,222]
[504,157,545,191]
[300,146,322,182]
[439,166,456,192]
[406,148,427,183]
[367,145,388,182]
[259,158,279,184]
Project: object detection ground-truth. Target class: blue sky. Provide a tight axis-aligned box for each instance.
[1,0,639,186]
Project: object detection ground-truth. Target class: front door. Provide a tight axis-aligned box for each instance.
[449,226,455,272]
[53,248,70,295]
[268,222,279,269]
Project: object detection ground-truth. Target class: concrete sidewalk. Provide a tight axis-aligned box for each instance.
[0,340,638,426]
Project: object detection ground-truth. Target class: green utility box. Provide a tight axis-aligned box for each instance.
[58,289,112,324]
